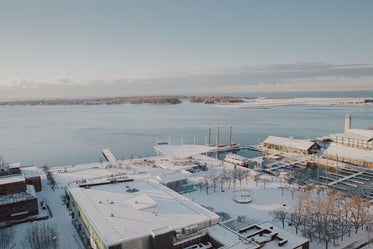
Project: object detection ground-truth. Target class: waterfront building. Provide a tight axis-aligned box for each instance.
[326,114,373,168]
[67,179,220,249]
[325,144,373,168]
[262,136,320,155]
[329,114,373,150]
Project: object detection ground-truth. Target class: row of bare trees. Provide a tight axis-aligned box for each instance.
[273,187,372,249]
[0,223,58,249]
[0,227,13,249]
[197,169,254,194]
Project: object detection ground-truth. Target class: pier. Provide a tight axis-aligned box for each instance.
[102,149,117,165]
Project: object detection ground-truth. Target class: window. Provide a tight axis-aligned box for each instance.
[109,245,122,249]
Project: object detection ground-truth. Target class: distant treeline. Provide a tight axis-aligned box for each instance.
[189,96,244,104]
[0,95,249,106]
[0,96,182,106]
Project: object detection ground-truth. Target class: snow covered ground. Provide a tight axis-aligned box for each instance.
[218,97,372,109]
[5,154,373,248]
[9,169,85,249]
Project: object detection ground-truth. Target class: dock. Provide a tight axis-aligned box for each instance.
[102,149,117,165]
[263,155,308,172]
[327,171,365,187]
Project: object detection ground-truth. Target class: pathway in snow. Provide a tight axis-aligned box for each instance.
[40,177,85,249]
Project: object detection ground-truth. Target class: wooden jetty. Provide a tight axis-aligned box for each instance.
[102,149,117,165]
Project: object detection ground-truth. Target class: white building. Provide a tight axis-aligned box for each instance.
[326,114,373,168]
[329,114,373,150]
[67,179,220,249]
[262,136,320,155]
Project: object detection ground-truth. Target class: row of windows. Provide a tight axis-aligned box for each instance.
[69,191,112,249]
[263,144,309,154]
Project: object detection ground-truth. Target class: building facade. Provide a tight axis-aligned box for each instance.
[327,114,373,168]
[67,180,219,249]
[0,192,39,221]
[263,136,320,155]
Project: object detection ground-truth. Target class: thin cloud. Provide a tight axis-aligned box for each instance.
[1,62,373,99]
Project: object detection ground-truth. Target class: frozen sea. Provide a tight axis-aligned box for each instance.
[0,91,372,167]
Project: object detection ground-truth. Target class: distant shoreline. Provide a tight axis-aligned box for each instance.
[0,96,182,106]
[1,95,372,107]
[0,96,245,106]
[216,97,373,109]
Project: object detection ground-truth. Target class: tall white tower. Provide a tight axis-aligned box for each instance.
[345,114,351,133]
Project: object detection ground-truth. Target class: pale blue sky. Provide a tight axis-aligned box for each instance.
[1,1,373,98]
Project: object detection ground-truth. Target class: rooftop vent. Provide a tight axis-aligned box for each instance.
[126,187,139,193]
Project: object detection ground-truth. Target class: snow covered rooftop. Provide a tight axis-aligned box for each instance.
[252,222,309,249]
[0,175,25,185]
[0,192,36,205]
[154,144,214,159]
[126,193,157,210]
[22,166,41,178]
[263,136,316,151]
[330,129,373,141]
[68,179,219,246]
[325,144,373,162]
[156,171,189,184]
[208,223,259,249]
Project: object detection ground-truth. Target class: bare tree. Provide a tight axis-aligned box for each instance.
[198,179,204,192]
[219,171,227,192]
[272,207,288,228]
[289,207,303,234]
[203,177,209,195]
[0,227,14,249]
[224,172,232,189]
[232,169,239,188]
[253,173,260,187]
[349,193,370,234]
[22,223,58,249]
[244,170,249,184]
[236,169,245,186]
[263,178,269,189]
[286,185,296,200]
[278,185,286,196]
[212,177,219,193]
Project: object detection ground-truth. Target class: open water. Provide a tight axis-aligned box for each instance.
[0,91,372,167]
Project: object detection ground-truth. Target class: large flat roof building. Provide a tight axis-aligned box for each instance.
[68,179,220,249]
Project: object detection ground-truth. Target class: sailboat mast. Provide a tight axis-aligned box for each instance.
[208,116,211,145]
[217,114,220,146]
[229,113,232,146]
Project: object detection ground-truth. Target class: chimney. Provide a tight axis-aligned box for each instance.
[345,114,351,133]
